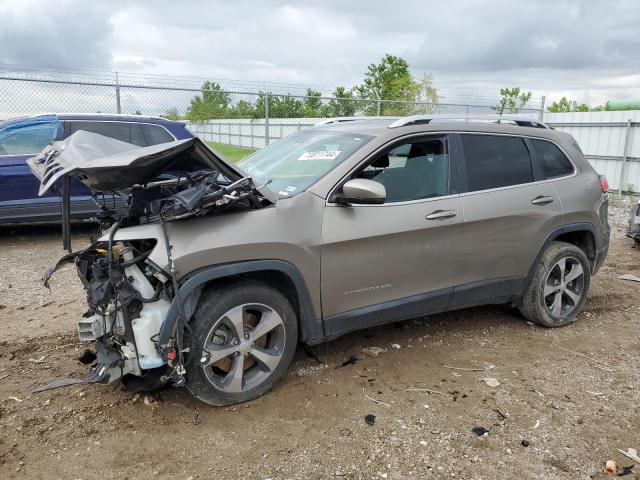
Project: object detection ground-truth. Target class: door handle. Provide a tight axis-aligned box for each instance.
[425,209,457,220]
[531,195,554,206]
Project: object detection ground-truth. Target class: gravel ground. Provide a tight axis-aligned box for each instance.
[0,197,638,479]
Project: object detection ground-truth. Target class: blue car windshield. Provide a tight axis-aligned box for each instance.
[0,115,61,156]
[238,129,374,198]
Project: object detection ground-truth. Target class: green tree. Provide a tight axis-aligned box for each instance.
[324,86,358,117]
[302,89,323,117]
[254,93,304,118]
[186,81,232,121]
[232,99,256,118]
[162,107,182,120]
[494,87,533,114]
[411,74,440,114]
[355,54,419,115]
[547,97,590,113]
[355,54,439,116]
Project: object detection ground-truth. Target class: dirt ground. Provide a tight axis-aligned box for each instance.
[0,198,638,480]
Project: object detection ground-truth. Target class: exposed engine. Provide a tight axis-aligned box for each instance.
[28,132,275,389]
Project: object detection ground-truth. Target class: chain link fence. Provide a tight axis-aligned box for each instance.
[0,66,544,151]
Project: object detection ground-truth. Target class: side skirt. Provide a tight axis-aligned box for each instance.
[319,277,524,343]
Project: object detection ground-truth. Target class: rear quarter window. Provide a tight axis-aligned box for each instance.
[142,124,174,145]
[460,134,534,191]
[530,139,574,178]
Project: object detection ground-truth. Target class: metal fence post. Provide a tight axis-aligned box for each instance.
[115,71,122,114]
[374,91,381,116]
[618,118,633,197]
[539,95,545,122]
[264,92,270,146]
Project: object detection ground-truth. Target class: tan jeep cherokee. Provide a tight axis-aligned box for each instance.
[30,115,610,405]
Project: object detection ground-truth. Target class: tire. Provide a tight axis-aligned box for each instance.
[185,279,298,406]
[519,241,591,327]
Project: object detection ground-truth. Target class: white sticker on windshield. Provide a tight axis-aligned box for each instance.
[298,150,341,161]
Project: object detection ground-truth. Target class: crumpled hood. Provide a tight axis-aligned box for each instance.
[27,130,270,200]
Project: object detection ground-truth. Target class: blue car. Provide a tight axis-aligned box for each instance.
[0,113,193,223]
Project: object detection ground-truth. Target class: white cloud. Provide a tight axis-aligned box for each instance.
[1,0,639,106]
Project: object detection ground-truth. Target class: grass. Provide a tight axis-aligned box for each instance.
[207,142,256,163]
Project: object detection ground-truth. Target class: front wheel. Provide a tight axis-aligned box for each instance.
[186,280,298,406]
[519,241,591,327]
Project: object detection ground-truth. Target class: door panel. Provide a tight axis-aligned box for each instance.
[321,197,463,317]
[456,183,563,286]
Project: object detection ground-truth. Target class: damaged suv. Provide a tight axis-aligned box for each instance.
[30,115,610,406]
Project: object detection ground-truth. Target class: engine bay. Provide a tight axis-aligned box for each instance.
[28,132,276,389]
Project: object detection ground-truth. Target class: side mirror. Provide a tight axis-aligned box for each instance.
[336,178,386,205]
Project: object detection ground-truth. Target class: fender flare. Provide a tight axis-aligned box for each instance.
[527,222,598,280]
[157,260,323,350]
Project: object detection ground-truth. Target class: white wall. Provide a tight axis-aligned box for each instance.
[544,111,639,193]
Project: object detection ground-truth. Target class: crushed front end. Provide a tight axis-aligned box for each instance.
[75,239,175,385]
[29,131,275,390]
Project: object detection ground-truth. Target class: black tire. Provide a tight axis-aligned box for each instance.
[519,241,591,327]
[185,279,298,406]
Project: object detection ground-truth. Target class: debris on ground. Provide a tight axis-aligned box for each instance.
[521,440,530,447]
[472,426,489,437]
[33,377,83,393]
[364,414,376,426]
[78,349,97,365]
[618,465,635,476]
[336,355,358,368]
[605,459,617,476]
[481,377,501,387]
[7,396,23,403]
[362,347,385,358]
[617,448,640,464]
[28,355,46,364]
[618,273,640,282]
[390,343,401,349]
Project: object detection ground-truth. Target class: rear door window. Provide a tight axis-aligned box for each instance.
[68,121,132,143]
[141,124,174,145]
[530,138,574,178]
[460,134,533,191]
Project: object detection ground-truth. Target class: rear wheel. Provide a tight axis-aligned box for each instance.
[519,241,591,327]
[186,280,298,406]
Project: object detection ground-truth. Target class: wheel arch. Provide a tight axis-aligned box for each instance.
[157,260,323,351]
[529,223,598,279]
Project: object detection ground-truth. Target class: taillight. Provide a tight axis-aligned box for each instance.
[600,175,609,193]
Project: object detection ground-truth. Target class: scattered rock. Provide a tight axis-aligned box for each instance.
[362,347,385,358]
[481,377,501,387]
[471,426,489,437]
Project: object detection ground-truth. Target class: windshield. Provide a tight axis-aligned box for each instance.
[238,129,373,197]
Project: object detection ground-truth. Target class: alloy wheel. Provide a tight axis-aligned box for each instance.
[543,257,585,319]
[199,303,286,393]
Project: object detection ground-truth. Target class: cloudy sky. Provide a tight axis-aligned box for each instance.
[0,0,639,106]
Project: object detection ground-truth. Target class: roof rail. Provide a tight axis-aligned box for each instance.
[388,115,550,129]
[314,116,397,126]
